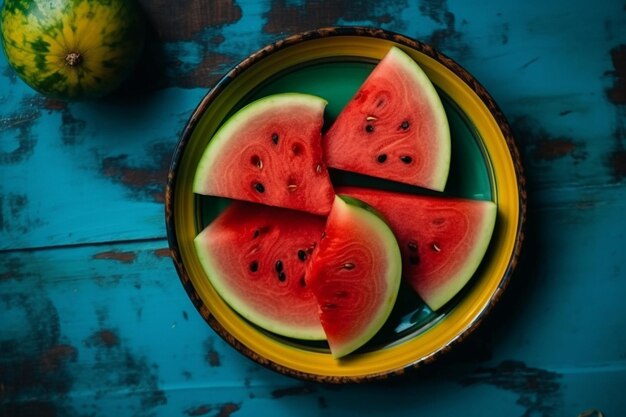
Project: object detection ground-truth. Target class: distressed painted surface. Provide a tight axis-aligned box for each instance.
[1,0,625,416]
[0,0,624,250]
[1,207,625,416]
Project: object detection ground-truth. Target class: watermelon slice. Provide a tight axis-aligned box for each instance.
[323,46,451,191]
[193,93,335,216]
[307,195,402,358]
[194,201,326,340]
[337,186,496,311]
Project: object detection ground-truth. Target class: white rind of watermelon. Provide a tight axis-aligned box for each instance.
[307,195,402,358]
[193,93,335,216]
[323,46,451,191]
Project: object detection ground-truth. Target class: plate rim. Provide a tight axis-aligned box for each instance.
[164,26,527,383]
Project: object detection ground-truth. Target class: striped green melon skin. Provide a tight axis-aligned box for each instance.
[1,0,144,100]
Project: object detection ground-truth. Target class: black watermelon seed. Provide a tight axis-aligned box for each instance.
[275,260,283,272]
[377,154,387,163]
[365,124,374,133]
[297,250,307,261]
[299,276,306,287]
[251,154,262,168]
[254,182,265,193]
[409,255,420,265]
[342,263,355,270]
[271,133,279,144]
[278,272,286,282]
[249,261,259,272]
[253,229,260,239]
[401,120,410,130]
[407,241,417,251]
[400,155,413,164]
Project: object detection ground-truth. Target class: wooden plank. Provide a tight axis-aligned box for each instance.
[0,86,204,250]
[1,1,625,412]
[1,190,625,415]
[1,1,624,251]
[2,365,623,417]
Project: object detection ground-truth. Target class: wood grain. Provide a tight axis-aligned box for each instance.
[0,0,625,415]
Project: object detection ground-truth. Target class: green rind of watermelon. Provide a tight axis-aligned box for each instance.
[193,93,335,216]
[307,195,402,358]
[0,0,145,100]
[337,186,497,311]
[323,46,451,191]
[194,202,327,340]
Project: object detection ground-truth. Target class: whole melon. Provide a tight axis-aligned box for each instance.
[0,0,145,100]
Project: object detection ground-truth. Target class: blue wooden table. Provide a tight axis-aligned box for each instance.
[1,1,625,416]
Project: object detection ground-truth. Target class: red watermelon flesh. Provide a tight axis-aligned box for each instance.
[323,46,451,191]
[193,93,335,216]
[307,195,401,358]
[337,186,496,311]
[194,201,326,340]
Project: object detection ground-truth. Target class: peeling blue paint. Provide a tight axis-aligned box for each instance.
[0,1,625,415]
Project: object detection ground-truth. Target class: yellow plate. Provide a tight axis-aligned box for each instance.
[165,27,526,383]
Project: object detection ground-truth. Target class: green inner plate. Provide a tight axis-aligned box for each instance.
[196,59,493,353]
